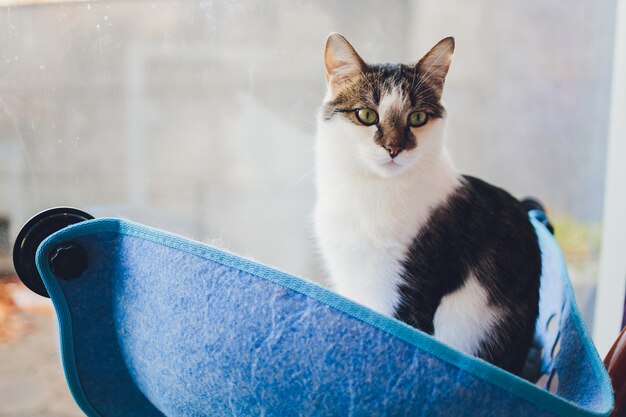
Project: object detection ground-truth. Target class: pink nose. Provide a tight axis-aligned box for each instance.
[386,146,402,158]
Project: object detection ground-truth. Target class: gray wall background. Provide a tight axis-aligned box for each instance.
[0,0,616,283]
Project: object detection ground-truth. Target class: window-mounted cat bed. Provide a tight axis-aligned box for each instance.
[12,207,613,417]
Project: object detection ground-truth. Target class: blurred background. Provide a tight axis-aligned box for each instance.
[0,0,619,415]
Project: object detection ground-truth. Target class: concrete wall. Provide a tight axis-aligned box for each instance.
[0,0,616,282]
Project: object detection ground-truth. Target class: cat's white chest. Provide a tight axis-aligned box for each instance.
[315,193,422,315]
[314,157,461,316]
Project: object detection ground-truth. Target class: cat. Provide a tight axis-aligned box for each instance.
[314,33,541,375]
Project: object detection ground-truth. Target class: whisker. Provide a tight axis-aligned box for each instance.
[415,91,438,103]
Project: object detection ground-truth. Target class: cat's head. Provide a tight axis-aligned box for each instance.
[319,33,454,178]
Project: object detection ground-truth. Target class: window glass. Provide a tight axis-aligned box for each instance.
[0,1,616,414]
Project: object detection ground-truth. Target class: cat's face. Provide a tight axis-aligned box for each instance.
[320,34,454,178]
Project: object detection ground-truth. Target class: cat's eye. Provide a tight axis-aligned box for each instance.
[408,111,428,127]
[355,108,379,126]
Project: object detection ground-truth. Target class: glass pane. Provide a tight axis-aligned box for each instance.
[0,1,617,415]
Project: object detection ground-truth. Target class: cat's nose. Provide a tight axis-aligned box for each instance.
[386,145,403,158]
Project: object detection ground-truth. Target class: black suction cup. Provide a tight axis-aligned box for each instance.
[12,207,94,298]
[520,197,554,235]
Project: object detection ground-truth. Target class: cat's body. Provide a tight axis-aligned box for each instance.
[314,34,541,374]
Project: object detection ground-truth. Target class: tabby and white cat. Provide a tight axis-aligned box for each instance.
[314,33,541,374]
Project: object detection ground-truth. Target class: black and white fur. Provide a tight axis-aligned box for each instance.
[314,33,541,374]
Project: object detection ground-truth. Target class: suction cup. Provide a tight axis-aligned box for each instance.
[12,207,94,297]
[521,197,554,235]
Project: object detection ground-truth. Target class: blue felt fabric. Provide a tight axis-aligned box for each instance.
[35,212,613,417]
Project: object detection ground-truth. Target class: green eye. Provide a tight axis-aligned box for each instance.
[408,111,428,127]
[355,108,379,126]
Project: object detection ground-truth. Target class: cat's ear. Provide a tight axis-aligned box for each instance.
[414,37,455,91]
[324,33,366,92]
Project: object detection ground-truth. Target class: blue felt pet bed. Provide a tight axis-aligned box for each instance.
[18,209,612,416]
